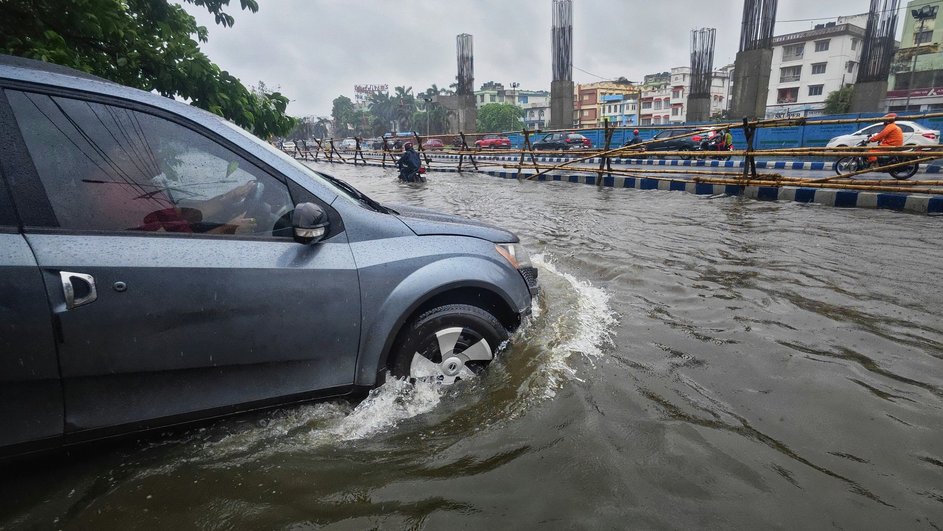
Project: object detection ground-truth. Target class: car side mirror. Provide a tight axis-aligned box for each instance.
[291,202,329,244]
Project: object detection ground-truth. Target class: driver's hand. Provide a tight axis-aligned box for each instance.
[225,181,257,203]
[227,212,258,234]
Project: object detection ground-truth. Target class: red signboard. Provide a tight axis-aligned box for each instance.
[886,86,943,98]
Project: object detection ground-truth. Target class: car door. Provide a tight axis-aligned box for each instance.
[5,88,361,433]
[0,124,63,449]
[898,123,915,144]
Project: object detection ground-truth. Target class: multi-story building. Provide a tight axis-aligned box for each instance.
[666,65,734,123]
[765,14,867,118]
[886,0,943,112]
[639,82,671,126]
[573,81,641,128]
[474,83,550,129]
[600,94,638,127]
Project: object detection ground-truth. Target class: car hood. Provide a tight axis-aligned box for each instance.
[388,204,518,243]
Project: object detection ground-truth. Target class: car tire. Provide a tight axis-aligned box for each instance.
[679,147,692,160]
[390,304,509,384]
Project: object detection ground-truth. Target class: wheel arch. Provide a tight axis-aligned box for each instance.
[354,257,529,387]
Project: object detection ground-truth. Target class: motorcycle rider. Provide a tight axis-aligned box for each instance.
[867,113,903,165]
[396,142,423,182]
[625,129,642,146]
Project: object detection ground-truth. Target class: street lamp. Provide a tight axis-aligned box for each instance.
[422,96,433,135]
[905,5,939,112]
[509,82,520,106]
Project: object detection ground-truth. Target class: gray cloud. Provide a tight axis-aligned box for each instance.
[183,0,879,117]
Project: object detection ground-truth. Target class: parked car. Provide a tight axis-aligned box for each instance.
[423,138,445,150]
[0,55,538,457]
[281,140,296,152]
[533,132,592,150]
[628,128,703,159]
[475,134,512,149]
[826,120,940,147]
[339,137,359,150]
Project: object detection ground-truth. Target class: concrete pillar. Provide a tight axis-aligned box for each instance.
[729,48,773,120]
[850,80,888,113]
[437,95,477,134]
[686,96,711,123]
[550,80,574,129]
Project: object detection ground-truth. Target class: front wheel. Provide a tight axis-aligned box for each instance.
[834,156,864,176]
[390,304,509,384]
[679,147,692,160]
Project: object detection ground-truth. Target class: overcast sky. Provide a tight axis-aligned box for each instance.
[182,0,892,117]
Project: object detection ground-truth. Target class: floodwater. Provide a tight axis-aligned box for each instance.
[2,164,941,529]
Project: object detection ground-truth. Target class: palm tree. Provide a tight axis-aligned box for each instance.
[393,86,416,131]
[312,116,330,139]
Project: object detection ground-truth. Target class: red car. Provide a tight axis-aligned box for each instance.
[423,138,444,150]
[475,134,512,149]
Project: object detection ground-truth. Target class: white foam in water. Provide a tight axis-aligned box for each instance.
[529,253,617,397]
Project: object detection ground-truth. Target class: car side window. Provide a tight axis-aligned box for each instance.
[655,131,671,139]
[899,124,914,133]
[860,125,882,136]
[7,91,293,237]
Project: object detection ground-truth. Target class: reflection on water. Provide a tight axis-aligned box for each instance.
[2,165,941,529]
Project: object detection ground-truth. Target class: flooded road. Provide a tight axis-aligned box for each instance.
[3,165,941,529]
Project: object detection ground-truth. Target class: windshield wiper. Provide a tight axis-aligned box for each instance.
[317,172,393,214]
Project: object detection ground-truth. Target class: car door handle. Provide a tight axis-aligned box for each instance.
[59,271,97,310]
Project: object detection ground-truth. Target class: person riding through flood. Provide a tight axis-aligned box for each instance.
[396,141,423,182]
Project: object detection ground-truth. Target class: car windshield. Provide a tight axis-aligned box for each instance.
[220,120,370,209]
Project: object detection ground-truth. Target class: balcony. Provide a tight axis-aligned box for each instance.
[780,74,801,83]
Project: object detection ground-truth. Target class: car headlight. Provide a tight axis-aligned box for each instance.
[495,243,532,269]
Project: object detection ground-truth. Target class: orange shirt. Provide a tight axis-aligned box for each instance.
[870,123,904,146]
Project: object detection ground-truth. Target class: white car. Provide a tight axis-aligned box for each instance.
[826,120,940,147]
[340,138,359,150]
[281,140,296,152]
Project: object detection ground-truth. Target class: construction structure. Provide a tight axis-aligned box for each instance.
[550,0,574,129]
[686,28,717,122]
[729,0,778,120]
[851,0,901,112]
[438,33,477,133]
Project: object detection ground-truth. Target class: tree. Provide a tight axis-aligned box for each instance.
[477,103,523,133]
[0,0,296,138]
[824,85,855,115]
[331,96,356,137]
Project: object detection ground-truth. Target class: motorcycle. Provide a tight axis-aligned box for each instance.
[398,165,426,183]
[696,136,733,161]
[833,139,919,180]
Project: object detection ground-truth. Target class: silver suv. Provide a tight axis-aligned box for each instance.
[0,56,537,457]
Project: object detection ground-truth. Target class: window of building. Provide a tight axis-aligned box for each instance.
[7,91,293,236]
[642,101,652,109]
[653,116,661,124]
[915,30,934,45]
[583,94,593,101]
[777,87,799,104]
[846,61,856,73]
[672,107,679,116]
[489,95,496,102]
[582,109,590,117]
[654,100,662,110]
[811,63,827,75]
[672,89,682,99]
[814,39,830,52]
[851,38,859,50]
[780,65,802,82]
[808,85,824,96]
[782,43,804,61]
